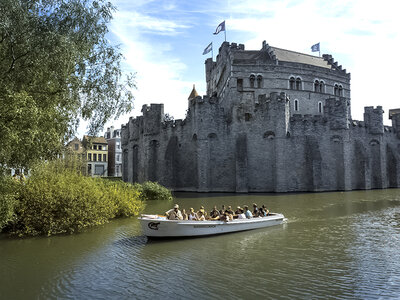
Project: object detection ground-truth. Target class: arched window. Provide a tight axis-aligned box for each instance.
[338,85,343,96]
[314,80,320,92]
[334,84,339,96]
[320,81,325,93]
[249,74,255,88]
[289,77,295,89]
[257,75,263,88]
[294,99,299,111]
[318,101,323,113]
[296,77,302,90]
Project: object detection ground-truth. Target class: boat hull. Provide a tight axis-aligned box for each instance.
[139,214,285,238]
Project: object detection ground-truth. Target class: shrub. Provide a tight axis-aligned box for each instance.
[0,176,19,230]
[9,160,145,236]
[135,181,173,201]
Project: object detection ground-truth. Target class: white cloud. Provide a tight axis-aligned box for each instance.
[226,0,400,123]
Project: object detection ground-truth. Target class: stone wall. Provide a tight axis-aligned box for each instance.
[121,41,400,192]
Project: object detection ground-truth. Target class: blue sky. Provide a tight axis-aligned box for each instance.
[82,0,400,135]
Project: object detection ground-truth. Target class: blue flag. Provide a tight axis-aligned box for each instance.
[213,21,225,35]
[311,42,320,52]
[203,42,212,55]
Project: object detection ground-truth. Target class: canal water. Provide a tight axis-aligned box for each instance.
[1,189,400,299]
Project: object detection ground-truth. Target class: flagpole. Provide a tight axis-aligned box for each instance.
[224,21,226,42]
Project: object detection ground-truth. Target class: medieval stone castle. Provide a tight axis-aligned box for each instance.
[121,41,400,192]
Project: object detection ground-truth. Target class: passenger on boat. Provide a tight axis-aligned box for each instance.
[182,209,188,220]
[237,209,246,219]
[235,206,242,215]
[165,204,183,220]
[226,206,234,220]
[188,208,198,220]
[197,209,206,221]
[210,206,220,220]
[262,205,270,216]
[198,206,208,219]
[253,203,259,217]
[219,205,226,215]
[219,211,230,222]
[244,205,253,219]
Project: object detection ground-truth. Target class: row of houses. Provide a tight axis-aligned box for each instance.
[67,126,122,177]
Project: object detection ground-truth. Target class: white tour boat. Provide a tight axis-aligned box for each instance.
[139,213,285,238]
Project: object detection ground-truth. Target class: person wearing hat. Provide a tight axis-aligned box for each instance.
[237,208,246,219]
[165,204,183,220]
[253,203,259,217]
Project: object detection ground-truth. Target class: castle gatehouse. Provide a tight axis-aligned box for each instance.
[122,41,400,192]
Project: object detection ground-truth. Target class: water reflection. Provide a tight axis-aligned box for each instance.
[1,189,400,299]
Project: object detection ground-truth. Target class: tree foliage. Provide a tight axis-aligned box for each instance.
[0,0,135,169]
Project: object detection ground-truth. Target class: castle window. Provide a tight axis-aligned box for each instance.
[318,101,323,113]
[74,143,79,150]
[88,153,92,161]
[98,154,102,162]
[289,77,295,89]
[257,75,263,88]
[296,77,302,90]
[294,99,299,111]
[245,113,252,121]
[237,78,243,91]
[314,80,320,92]
[334,84,339,96]
[249,74,255,88]
[103,154,107,162]
[93,154,97,162]
[320,81,325,93]
[339,85,343,96]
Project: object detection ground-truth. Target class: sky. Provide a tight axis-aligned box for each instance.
[81,0,400,136]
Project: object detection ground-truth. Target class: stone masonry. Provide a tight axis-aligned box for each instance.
[121,41,400,192]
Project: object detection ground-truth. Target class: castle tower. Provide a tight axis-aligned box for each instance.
[188,84,199,100]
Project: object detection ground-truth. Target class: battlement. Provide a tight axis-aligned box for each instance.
[322,54,349,76]
[364,106,384,135]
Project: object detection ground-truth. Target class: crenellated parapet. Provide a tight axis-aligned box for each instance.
[322,54,350,77]
[364,106,384,135]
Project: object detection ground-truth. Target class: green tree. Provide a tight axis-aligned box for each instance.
[0,0,135,169]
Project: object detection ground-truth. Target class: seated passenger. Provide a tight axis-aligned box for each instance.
[165,204,183,220]
[219,205,226,215]
[226,205,234,220]
[188,208,198,220]
[182,208,188,220]
[235,206,242,215]
[262,205,270,216]
[219,211,230,222]
[198,206,208,219]
[244,205,253,219]
[210,205,220,220]
[259,207,266,217]
[253,203,259,217]
[237,209,246,219]
[197,209,206,221]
